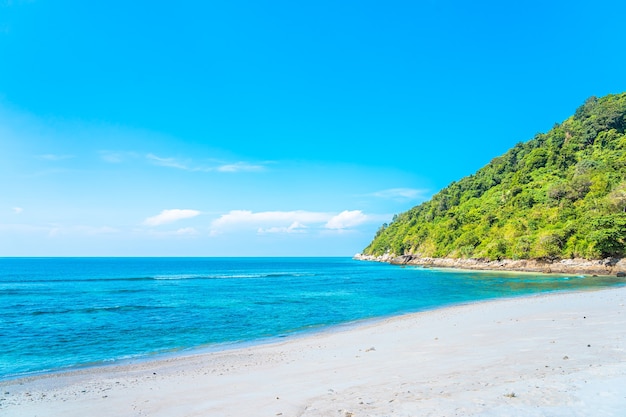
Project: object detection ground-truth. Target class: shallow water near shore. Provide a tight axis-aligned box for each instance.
[1,257,624,380]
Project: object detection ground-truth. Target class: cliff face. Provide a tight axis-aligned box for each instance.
[363,93,626,261]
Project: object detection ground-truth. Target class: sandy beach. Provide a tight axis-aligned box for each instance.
[2,286,625,416]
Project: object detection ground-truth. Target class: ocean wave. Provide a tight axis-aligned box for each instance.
[3,272,317,284]
[146,272,317,280]
[30,305,168,316]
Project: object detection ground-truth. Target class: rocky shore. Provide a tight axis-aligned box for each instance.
[354,253,626,276]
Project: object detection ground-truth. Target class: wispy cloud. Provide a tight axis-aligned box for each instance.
[36,154,74,161]
[25,168,73,178]
[143,209,201,226]
[99,150,139,164]
[258,221,308,234]
[146,153,267,173]
[47,225,120,238]
[0,223,55,236]
[0,223,120,237]
[211,209,371,235]
[211,210,329,231]
[146,153,190,170]
[173,227,199,236]
[69,226,120,236]
[216,162,265,173]
[368,188,428,201]
[12,207,23,214]
[324,210,368,230]
[144,227,200,237]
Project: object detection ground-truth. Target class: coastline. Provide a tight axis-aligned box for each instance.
[2,287,625,416]
[354,253,626,276]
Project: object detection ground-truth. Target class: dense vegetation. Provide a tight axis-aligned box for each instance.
[364,93,626,260]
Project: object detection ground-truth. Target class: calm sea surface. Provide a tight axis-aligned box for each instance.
[1,257,624,380]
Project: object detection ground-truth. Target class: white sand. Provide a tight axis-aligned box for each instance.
[2,287,625,416]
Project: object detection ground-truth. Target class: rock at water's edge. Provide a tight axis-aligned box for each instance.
[353,254,626,276]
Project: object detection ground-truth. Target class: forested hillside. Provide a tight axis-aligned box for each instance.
[364,93,626,260]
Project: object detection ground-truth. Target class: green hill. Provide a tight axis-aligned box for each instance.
[363,93,626,261]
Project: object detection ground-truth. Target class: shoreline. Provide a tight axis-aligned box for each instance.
[354,253,626,276]
[0,314,405,384]
[8,256,623,384]
[0,294,523,384]
[2,286,625,416]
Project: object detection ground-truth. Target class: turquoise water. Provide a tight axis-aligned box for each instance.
[1,257,623,380]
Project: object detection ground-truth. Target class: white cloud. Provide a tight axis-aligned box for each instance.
[144,227,200,237]
[211,209,373,234]
[258,221,308,234]
[36,154,74,161]
[324,210,368,230]
[12,207,23,214]
[100,150,138,163]
[369,188,428,201]
[48,225,121,237]
[0,223,50,234]
[216,162,265,173]
[0,223,119,237]
[146,153,190,170]
[174,227,199,235]
[143,209,201,226]
[146,153,267,173]
[25,168,72,178]
[211,210,330,231]
[71,226,120,235]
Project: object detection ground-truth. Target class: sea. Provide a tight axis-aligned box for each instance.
[1,257,624,380]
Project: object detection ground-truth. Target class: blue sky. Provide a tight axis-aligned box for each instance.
[1,0,625,256]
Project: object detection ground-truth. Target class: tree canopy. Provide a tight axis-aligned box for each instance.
[363,93,626,260]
